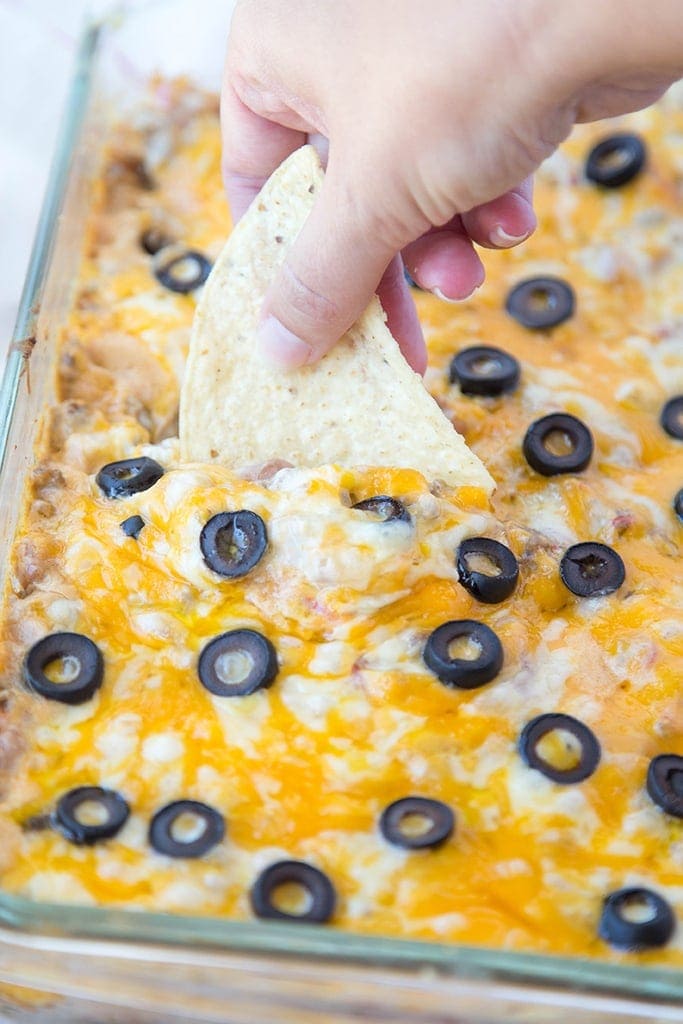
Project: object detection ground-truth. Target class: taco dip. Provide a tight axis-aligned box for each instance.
[0,6,681,1023]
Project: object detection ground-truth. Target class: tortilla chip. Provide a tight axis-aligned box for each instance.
[179,145,494,493]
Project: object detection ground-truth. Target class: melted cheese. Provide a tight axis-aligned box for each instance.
[0,81,681,966]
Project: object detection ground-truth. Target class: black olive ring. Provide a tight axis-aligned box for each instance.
[120,514,145,539]
[140,227,173,255]
[379,796,455,850]
[149,800,225,859]
[96,457,164,499]
[423,619,504,689]
[250,860,336,923]
[646,754,683,819]
[456,537,519,604]
[153,247,212,294]
[449,345,520,397]
[599,887,675,951]
[200,510,268,578]
[519,713,601,784]
[54,786,130,845]
[559,542,625,598]
[523,412,594,476]
[198,629,278,697]
[675,488,683,523]
[505,276,575,330]
[660,396,683,440]
[24,632,104,705]
[586,133,647,189]
[351,496,411,525]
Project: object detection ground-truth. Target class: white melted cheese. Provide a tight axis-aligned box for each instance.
[279,674,348,732]
[268,509,411,590]
[307,641,354,676]
[210,691,271,756]
[142,731,185,764]
[94,712,141,764]
[156,879,225,909]
[464,621,576,724]
[576,243,622,283]
[64,422,149,472]
[133,466,493,647]
[506,761,600,842]
[407,515,489,585]
[340,832,409,919]
[599,477,673,532]
[447,733,513,791]
[33,700,99,754]
[509,488,579,547]
[355,625,424,672]
[26,872,96,906]
[131,611,187,645]
[45,598,82,630]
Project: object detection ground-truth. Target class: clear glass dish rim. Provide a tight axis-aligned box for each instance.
[0,9,681,1005]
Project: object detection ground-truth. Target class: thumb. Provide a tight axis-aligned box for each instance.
[257,158,401,369]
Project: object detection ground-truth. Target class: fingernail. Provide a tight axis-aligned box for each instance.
[257,316,312,369]
[488,226,530,248]
[432,283,481,303]
[432,287,458,304]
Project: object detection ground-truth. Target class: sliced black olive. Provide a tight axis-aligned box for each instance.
[661,395,683,440]
[351,496,411,525]
[586,133,647,189]
[599,888,675,951]
[523,412,593,476]
[198,629,278,697]
[200,510,268,578]
[153,247,212,293]
[96,457,164,498]
[519,713,600,784]
[505,276,575,330]
[120,514,145,539]
[646,754,683,819]
[456,537,519,604]
[250,860,336,924]
[379,796,455,850]
[149,799,225,858]
[423,619,503,689]
[449,345,520,397]
[675,488,683,522]
[140,227,173,255]
[24,633,104,705]
[559,542,625,597]
[54,786,130,845]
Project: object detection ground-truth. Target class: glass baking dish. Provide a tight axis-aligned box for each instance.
[0,2,682,1020]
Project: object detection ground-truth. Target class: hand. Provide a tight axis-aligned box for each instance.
[221,0,682,371]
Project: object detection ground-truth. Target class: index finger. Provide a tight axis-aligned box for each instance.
[221,76,306,221]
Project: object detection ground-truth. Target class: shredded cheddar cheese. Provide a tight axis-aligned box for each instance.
[0,80,681,964]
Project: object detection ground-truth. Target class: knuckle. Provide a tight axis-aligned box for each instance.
[329,146,428,253]
[503,115,570,181]
[378,258,407,302]
[356,184,430,255]
[220,158,264,190]
[270,259,342,336]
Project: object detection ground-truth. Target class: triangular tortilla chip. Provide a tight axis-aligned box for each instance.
[179,145,494,493]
